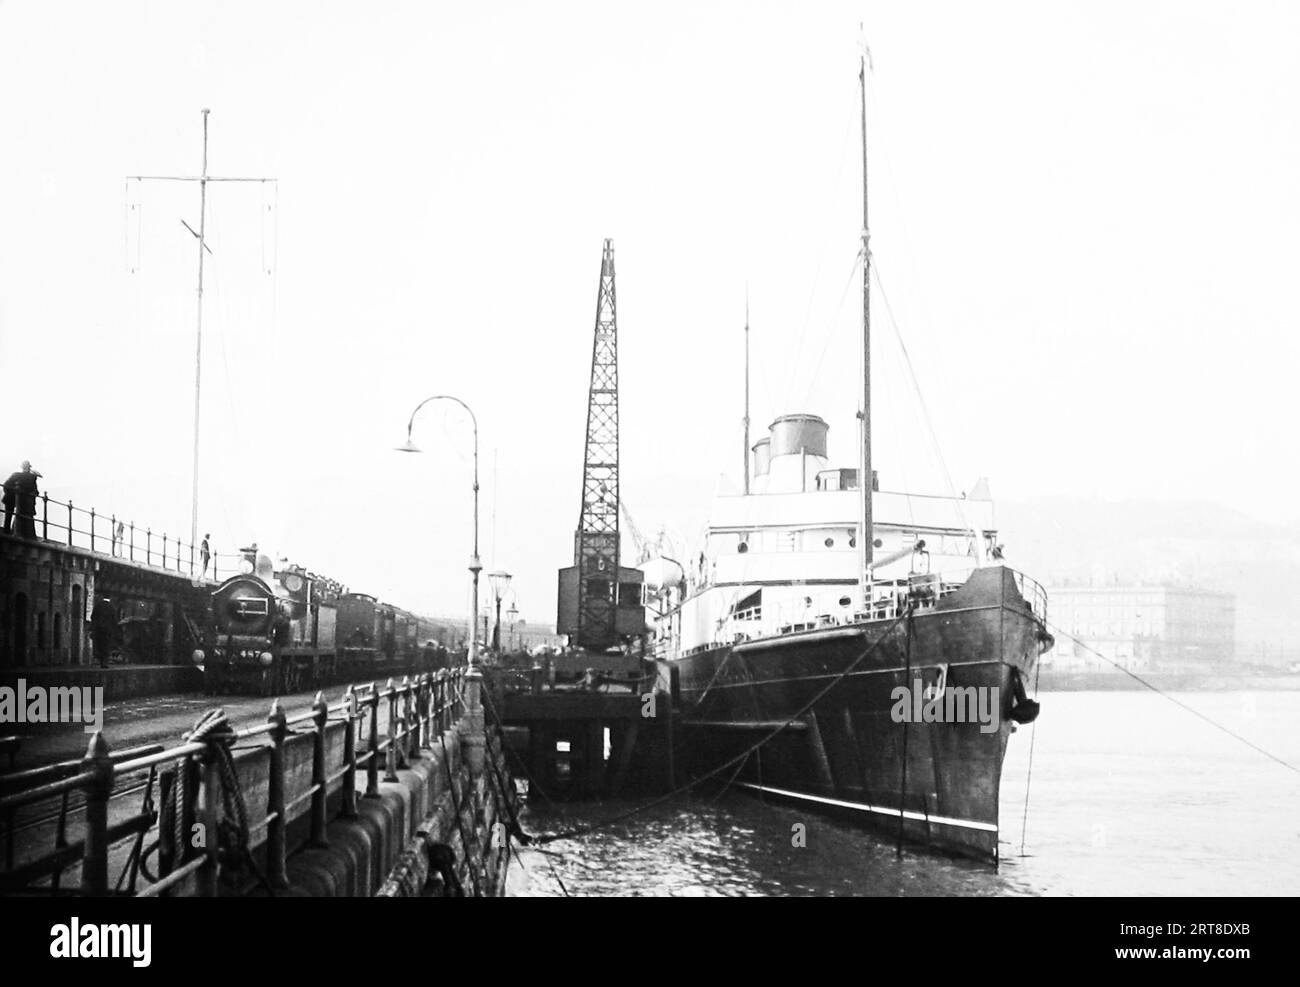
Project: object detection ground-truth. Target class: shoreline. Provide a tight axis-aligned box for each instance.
[1035,671,1300,692]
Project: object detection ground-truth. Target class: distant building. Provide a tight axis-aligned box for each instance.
[1044,583,1235,672]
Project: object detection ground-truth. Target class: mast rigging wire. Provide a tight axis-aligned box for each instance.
[1046,620,1300,776]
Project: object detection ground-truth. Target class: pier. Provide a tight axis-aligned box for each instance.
[1,668,514,897]
[489,668,677,800]
[1,495,235,697]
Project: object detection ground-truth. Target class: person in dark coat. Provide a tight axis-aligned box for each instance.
[1,474,12,534]
[3,461,41,538]
[91,598,117,668]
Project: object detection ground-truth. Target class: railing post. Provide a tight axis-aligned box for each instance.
[197,750,221,897]
[179,755,199,865]
[412,675,424,758]
[365,684,380,798]
[384,679,400,781]
[462,665,486,779]
[110,514,117,557]
[445,669,454,726]
[129,522,135,562]
[400,675,416,764]
[430,672,439,736]
[175,536,181,573]
[146,528,152,566]
[89,508,96,553]
[341,686,358,819]
[41,491,48,539]
[415,674,428,754]
[188,538,194,575]
[67,500,74,546]
[435,670,447,734]
[310,692,329,847]
[80,732,113,895]
[265,699,289,889]
[162,532,167,569]
[157,767,177,883]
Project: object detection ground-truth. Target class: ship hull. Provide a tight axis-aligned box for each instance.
[671,567,1048,862]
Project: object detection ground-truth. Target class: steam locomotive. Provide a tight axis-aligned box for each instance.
[195,552,461,695]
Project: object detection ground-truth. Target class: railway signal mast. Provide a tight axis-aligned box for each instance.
[129,110,276,580]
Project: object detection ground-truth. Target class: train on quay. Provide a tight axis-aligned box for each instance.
[197,550,462,695]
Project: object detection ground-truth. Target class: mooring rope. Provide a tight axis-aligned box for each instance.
[182,709,276,896]
[481,686,567,818]
[708,752,750,806]
[1045,620,1300,776]
[436,727,483,898]
[474,693,572,896]
[1019,660,1042,857]
[477,703,533,846]
[116,766,158,893]
[528,608,914,846]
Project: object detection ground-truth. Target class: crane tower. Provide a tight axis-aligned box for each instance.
[557,239,646,653]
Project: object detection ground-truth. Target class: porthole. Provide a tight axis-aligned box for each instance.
[838,596,852,607]
[824,537,834,548]
[849,537,857,548]
[873,538,883,549]
[738,541,749,554]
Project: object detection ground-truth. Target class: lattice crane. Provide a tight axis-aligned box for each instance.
[556,240,646,653]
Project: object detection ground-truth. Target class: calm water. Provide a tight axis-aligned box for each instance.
[505,691,1300,896]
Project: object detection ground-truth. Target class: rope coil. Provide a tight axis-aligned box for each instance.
[182,709,275,894]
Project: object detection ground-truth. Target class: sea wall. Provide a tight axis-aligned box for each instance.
[254,670,516,897]
[1,668,517,897]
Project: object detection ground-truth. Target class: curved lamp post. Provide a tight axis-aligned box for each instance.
[396,395,481,667]
[506,602,519,652]
[487,569,512,653]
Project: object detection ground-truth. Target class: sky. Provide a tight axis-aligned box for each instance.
[2,1,1298,626]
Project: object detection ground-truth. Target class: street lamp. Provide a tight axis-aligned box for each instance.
[396,395,481,667]
[487,569,512,653]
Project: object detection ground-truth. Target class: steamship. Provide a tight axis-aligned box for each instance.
[647,55,1052,862]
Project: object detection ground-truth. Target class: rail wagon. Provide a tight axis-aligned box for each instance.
[277,566,343,691]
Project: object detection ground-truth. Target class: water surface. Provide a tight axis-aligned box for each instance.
[505,690,1300,896]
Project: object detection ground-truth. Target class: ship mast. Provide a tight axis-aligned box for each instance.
[858,44,874,588]
[743,288,751,496]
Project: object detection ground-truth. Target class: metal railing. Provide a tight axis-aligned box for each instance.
[0,667,468,896]
[2,492,239,581]
[484,663,652,697]
[1009,569,1049,625]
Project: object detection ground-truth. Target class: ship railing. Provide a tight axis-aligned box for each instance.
[0,667,468,897]
[702,572,981,650]
[1009,569,1049,624]
[1,491,241,582]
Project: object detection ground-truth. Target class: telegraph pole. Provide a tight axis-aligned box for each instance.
[129,110,276,578]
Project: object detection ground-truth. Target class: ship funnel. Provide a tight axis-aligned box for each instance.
[769,413,828,459]
[751,436,771,477]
